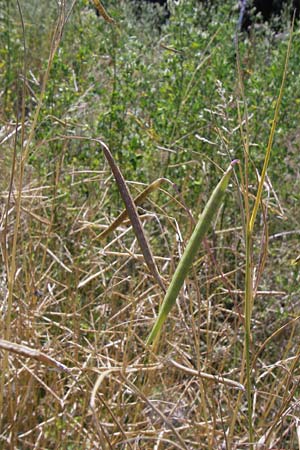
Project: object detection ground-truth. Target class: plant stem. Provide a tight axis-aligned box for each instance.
[245,227,254,449]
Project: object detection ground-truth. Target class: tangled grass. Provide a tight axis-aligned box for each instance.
[1,1,300,449]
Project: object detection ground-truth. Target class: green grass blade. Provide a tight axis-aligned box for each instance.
[146,160,238,346]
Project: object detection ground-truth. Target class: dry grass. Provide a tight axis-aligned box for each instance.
[1,1,300,449]
[1,147,299,449]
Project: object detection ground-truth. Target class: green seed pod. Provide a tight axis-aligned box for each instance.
[146,161,238,346]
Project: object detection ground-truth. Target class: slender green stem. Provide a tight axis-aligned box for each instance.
[243,25,293,450]
[249,24,293,233]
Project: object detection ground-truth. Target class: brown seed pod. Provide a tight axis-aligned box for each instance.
[92,0,115,24]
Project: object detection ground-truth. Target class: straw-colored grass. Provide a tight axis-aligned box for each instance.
[1,1,300,449]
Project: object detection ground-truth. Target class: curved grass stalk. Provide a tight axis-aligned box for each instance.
[146,160,238,346]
